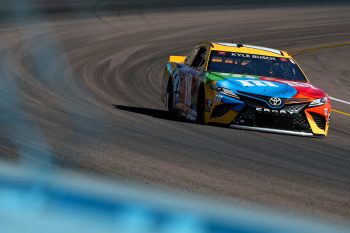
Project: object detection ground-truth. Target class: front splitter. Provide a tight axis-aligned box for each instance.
[230,125,315,137]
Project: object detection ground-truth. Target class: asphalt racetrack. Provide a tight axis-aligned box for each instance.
[0,0,349,223]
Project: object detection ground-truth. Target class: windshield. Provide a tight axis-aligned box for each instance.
[207,51,307,81]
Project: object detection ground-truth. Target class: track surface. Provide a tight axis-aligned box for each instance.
[0,2,350,222]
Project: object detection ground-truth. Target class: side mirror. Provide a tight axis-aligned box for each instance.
[169,56,186,64]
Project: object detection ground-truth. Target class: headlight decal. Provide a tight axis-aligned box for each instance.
[210,84,240,99]
[309,97,328,107]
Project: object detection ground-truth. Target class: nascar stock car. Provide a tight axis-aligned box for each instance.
[161,42,331,137]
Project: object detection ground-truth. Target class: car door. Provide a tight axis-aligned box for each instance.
[173,47,199,116]
[187,47,208,115]
[173,46,208,119]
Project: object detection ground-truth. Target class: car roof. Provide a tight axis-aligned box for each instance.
[208,42,291,58]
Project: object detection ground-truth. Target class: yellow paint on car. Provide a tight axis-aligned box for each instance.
[210,42,292,58]
[169,55,186,63]
[305,112,328,136]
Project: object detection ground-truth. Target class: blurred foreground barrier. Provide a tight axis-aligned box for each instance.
[0,162,349,233]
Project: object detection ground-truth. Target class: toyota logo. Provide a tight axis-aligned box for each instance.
[269,97,282,106]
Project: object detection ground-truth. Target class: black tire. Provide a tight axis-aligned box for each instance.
[196,86,205,124]
[167,80,174,114]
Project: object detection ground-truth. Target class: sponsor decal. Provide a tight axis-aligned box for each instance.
[236,79,279,87]
[231,53,250,58]
[269,97,282,106]
[211,57,223,63]
[230,53,277,61]
[256,107,299,115]
[214,94,223,102]
[224,58,234,64]
[234,78,318,90]
[251,54,276,60]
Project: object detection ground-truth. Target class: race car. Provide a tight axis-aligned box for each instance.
[161,42,331,137]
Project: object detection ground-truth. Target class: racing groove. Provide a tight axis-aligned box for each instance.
[0,3,350,222]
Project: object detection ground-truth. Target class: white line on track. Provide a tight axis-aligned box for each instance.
[330,97,350,105]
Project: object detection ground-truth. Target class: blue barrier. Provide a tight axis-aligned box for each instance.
[0,162,349,233]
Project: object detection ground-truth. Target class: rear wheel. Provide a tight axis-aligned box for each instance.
[196,86,205,124]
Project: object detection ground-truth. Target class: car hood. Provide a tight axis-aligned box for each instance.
[206,72,327,99]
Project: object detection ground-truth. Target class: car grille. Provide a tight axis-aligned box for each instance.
[284,104,307,112]
[210,104,234,118]
[292,113,309,129]
[310,112,326,130]
[229,92,312,131]
[234,104,310,131]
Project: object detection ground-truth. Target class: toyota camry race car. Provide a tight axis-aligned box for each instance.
[161,42,331,137]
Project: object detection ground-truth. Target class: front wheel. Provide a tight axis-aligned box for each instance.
[196,86,205,124]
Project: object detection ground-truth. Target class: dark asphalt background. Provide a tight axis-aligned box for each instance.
[0,0,349,223]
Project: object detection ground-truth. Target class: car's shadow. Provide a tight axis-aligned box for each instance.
[113,104,186,123]
[113,105,316,138]
[114,104,233,132]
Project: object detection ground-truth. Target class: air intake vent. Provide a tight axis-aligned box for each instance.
[211,104,234,118]
[310,113,326,130]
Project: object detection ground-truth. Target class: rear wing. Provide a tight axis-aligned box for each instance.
[169,55,186,64]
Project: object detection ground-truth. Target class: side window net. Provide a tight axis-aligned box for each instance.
[191,48,207,69]
[186,48,199,66]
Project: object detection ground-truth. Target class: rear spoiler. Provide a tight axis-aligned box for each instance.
[169,55,186,64]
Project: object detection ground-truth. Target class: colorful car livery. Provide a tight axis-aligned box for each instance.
[161,42,331,137]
